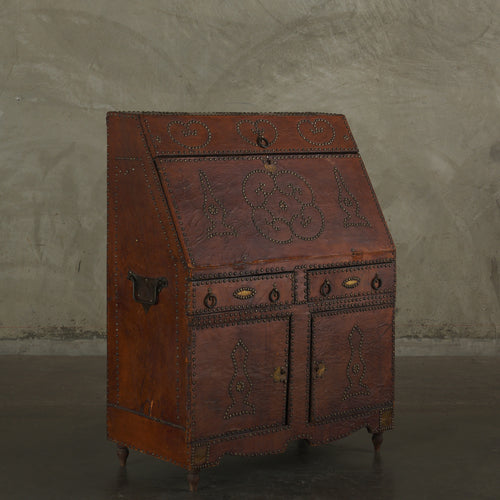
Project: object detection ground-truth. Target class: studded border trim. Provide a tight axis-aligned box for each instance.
[306,262,395,302]
[190,272,294,315]
[136,120,188,423]
[188,411,383,470]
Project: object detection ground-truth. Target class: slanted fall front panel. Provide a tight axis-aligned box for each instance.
[155,155,393,269]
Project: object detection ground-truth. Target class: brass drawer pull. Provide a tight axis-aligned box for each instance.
[203,289,217,309]
[273,366,287,383]
[320,279,331,297]
[371,274,382,290]
[313,361,326,379]
[269,284,280,303]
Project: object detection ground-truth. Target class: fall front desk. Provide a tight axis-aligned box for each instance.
[107,112,395,491]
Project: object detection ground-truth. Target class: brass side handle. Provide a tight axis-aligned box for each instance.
[313,361,326,379]
[273,366,287,383]
[128,271,167,312]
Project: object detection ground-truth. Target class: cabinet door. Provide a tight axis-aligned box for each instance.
[309,306,393,424]
[191,316,290,441]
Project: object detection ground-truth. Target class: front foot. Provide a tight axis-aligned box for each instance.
[187,471,200,492]
[371,432,384,452]
[116,444,129,467]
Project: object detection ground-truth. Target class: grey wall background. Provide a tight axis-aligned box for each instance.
[1,0,499,355]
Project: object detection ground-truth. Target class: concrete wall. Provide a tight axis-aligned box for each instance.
[1,0,499,355]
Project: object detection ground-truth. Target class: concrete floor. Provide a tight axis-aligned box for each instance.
[1,356,499,499]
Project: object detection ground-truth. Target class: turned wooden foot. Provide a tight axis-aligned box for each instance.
[187,471,200,492]
[372,432,384,452]
[116,444,129,467]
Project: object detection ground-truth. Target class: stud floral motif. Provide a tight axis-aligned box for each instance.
[225,339,255,419]
[167,119,212,150]
[333,167,371,228]
[343,325,370,400]
[242,168,325,244]
[297,118,335,146]
[199,170,238,239]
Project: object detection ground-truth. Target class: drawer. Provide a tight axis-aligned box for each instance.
[306,262,394,302]
[190,273,294,314]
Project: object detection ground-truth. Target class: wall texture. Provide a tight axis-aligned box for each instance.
[1,0,499,354]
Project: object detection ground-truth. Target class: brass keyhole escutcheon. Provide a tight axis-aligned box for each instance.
[273,366,287,383]
[203,288,217,309]
[269,284,280,303]
[257,135,270,148]
[314,361,326,379]
[342,276,360,289]
[320,279,331,297]
[371,274,382,290]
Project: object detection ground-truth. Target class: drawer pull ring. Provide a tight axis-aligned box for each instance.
[273,366,287,383]
[256,135,270,148]
[320,279,331,297]
[314,361,326,379]
[128,271,167,313]
[371,275,382,290]
[269,284,280,303]
[203,289,217,309]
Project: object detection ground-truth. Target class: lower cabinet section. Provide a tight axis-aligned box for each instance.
[190,316,291,441]
[189,304,394,444]
[309,305,394,424]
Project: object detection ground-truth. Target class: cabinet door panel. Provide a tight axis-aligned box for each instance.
[310,307,393,424]
[191,316,290,440]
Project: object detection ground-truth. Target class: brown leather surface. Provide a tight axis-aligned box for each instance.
[156,154,393,269]
[107,112,395,471]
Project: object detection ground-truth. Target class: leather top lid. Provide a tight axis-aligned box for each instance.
[138,113,358,157]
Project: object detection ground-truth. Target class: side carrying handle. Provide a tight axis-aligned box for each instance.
[128,271,168,312]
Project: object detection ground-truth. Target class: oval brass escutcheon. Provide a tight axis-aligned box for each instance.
[342,276,360,289]
[269,284,280,303]
[233,287,256,300]
[371,274,382,290]
[203,288,217,309]
[320,279,332,297]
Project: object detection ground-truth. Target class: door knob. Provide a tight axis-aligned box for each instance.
[273,366,287,383]
[313,361,326,379]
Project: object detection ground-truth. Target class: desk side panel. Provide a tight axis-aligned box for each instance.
[107,113,189,446]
